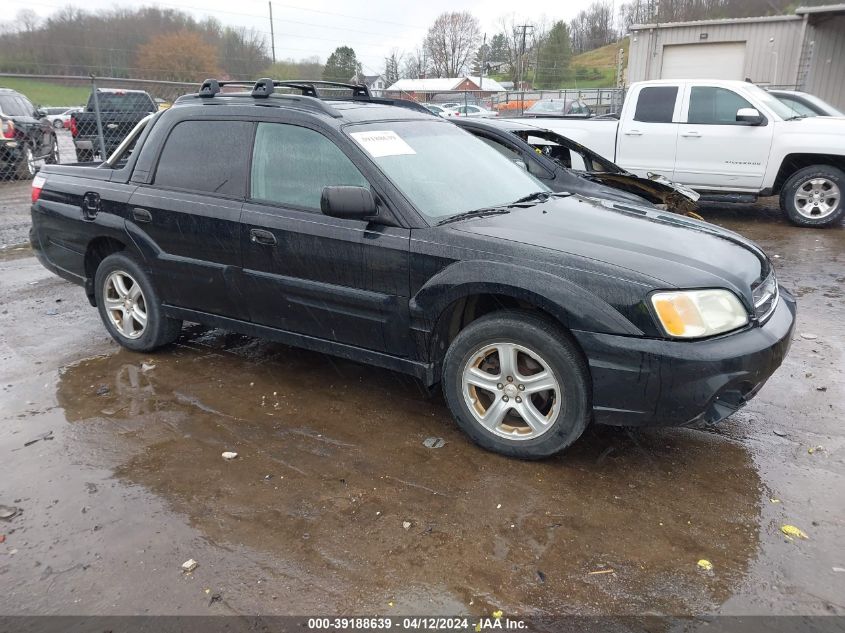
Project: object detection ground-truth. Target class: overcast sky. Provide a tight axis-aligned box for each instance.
[7,0,614,74]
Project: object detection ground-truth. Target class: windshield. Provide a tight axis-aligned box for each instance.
[529,101,562,112]
[347,120,548,221]
[742,84,800,120]
[88,92,155,113]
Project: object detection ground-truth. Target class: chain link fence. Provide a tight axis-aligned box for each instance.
[381,87,625,118]
[1,73,199,182]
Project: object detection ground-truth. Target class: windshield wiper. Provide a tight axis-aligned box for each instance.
[784,114,808,121]
[511,191,551,204]
[436,207,512,226]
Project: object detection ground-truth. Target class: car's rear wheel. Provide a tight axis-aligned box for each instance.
[46,138,59,164]
[15,145,39,180]
[781,165,844,227]
[442,310,590,459]
[94,253,182,352]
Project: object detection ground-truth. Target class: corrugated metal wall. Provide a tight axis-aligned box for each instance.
[628,16,804,86]
[804,15,845,110]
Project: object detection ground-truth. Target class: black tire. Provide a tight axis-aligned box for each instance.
[53,119,63,129]
[780,165,845,228]
[46,138,59,164]
[15,145,36,180]
[94,252,182,352]
[442,310,590,459]
[75,148,94,163]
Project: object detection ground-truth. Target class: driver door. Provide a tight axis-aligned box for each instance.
[674,85,774,190]
[240,120,411,355]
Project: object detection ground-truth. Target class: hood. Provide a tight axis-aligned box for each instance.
[780,116,845,135]
[451,195,767,305]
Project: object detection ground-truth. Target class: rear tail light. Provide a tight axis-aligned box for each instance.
[1,119,14,139]
[31,174,46,203]
[70,117,78,137]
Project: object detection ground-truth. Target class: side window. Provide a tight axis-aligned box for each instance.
[154,120,252,196]
[688,87,754,125]
[250,122,368,210]
[634,86,678,123]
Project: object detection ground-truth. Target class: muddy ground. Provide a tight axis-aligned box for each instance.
[0,178,843,619]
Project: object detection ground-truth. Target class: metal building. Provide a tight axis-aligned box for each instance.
[627,4,845,109]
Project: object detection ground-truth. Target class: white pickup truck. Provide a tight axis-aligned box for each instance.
[536,79,845,227]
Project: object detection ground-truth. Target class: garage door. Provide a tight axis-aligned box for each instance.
[660,42,746,80]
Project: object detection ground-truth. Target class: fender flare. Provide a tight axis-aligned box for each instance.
[410,259,642,346]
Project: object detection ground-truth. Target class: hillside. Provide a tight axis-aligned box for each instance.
[564,38,630,88]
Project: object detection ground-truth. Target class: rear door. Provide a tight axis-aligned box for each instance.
[127,118,251,319]
[616,84,681,178]
[674,85,775,190]
[240,119,411,355]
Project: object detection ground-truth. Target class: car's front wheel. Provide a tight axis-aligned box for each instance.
[781,165,844,227]
[94,252,182,352]
[442,310,590,459]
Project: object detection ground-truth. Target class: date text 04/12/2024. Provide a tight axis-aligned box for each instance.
[306,616,527,630]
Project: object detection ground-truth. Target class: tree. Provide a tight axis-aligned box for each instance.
[263,56,323,80]
[535,21,573,88]
[323,46,360,82]
[135,29,219,81]
[424,12,481,77]
[383,49,401,87]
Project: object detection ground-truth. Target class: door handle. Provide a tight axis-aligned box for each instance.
[250,228,277,246]
[681,131,701,138]
[131,207,152,223]
[624,130,643,136]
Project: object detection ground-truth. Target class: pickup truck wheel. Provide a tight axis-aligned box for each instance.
[94,253,182,352]
[15,146,37,180]
[442,310,590,459]
[46,138,59,164]
[781,166,844,227]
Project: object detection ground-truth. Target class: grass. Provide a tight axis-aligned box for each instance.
[572,37,630,69]
[554,38,629,89]
[0,77,89,107]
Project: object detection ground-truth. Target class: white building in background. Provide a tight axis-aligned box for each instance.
[627,4,845,109]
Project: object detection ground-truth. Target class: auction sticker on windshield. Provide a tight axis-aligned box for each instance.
[350,130,416,158]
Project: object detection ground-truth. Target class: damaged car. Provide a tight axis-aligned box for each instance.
[30,78,795,459]
[454,116,700,216]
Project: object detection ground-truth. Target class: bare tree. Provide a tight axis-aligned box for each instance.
[424,12,481,77]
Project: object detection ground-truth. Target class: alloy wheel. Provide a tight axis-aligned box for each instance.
[794,177,840,220]
[103,271,147,339]
[461,342,561,440]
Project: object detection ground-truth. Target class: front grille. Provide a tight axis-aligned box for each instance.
[752,270,778,322]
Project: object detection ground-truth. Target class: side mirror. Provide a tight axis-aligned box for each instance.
[34,108,46,119]
[320,186,378,221]
[736,108,763,125]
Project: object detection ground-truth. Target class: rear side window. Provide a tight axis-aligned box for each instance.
[89,92,155,113]
[688,87,754,124]
[154,120,252,197]
[634,86,678,123]
[250,122,368,211]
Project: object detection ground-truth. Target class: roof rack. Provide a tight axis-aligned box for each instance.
[198,78,369,99]
[189,78,432,118]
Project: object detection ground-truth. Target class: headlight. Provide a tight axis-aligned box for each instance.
[651,289,748,338]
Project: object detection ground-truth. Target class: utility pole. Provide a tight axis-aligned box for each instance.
[515,24,533,89]
[268,1,276,64]
[479,33,486,89]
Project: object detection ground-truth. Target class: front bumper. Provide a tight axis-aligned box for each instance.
[572,286,796,427]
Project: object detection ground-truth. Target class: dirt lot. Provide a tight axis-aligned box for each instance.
[0,178,843,620]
